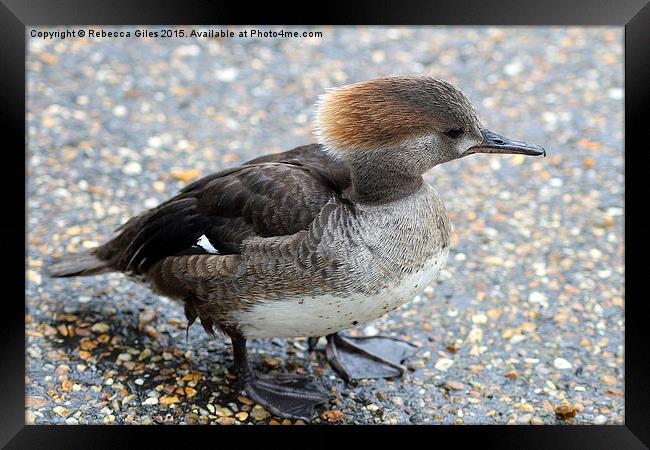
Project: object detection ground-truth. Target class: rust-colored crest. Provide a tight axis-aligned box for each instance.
[315,76,479,152]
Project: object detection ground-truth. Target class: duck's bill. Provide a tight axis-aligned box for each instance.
[467,128,546,157]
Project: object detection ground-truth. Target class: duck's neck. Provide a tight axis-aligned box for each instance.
[347,158,424,204]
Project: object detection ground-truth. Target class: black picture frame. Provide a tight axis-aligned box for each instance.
[3,0,647,448]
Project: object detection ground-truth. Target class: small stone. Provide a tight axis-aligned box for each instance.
[25,410,36,425]
[467,327,483,343]
[142,397,159,406]
[170,168,201,183]
[91,323,110,334]
[147,136,163,148]
[509,334,526,344]
[443,380,466,391]
[530,416,544,425]
[122,161,142,176]
[117,353,132,362]
[366,404,380,412]
[79,340,97,351]
[53,406,71,417]
[407,359,426,370]
[583,157,595,168]
[600,374,617,385]
[250,405,270,421]
[434,358,454,371]
[216,417,236,425]
[26,396,48,408]
[608,88,623,100]
[138,308,157,330]
[235,412,249,421]
[138,348,152,361]
[505,370,519,379]
[215,67,238,82]
[215,406,233,417]
[528,291,547,305]
[555,403,577,420]
[112,105,127,117]
[65,417,79,425]
[518,414,533,424]
[237,395,254,405]
[606,388,624,397]
[134,378,144,386]
[554,358,573,370]
[503,61,523,76]
[471,313,488,324]
[593,415,607,425]
[320,409,344,422]
[159,395,180,405]
[264,358,281,367]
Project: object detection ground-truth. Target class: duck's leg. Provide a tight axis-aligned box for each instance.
[307,336,320,351]
[324,332,417,383]
[231,334,330,421]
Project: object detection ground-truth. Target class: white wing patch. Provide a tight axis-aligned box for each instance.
[196,234,219,254]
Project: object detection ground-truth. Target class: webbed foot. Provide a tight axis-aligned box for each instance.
[243,374,330,421]
[325,333,417,382]
[231,334,329,421]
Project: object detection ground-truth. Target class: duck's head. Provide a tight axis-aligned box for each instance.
[314,76,545,177]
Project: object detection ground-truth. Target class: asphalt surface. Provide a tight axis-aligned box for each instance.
[26,26,624,425]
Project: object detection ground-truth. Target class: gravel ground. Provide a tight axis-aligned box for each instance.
[26,26,624,425]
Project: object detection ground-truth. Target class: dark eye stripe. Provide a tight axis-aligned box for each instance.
[444,128,464,139]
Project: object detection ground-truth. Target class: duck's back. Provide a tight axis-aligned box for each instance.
[47,144,350,279]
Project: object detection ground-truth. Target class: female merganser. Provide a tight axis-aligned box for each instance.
[47,76,545,420]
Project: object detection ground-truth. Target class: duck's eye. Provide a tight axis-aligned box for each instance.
[444,128,464,139]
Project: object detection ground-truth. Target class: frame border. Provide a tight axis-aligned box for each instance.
[3,0,648,448]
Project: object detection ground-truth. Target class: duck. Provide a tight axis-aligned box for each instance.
[46,75,545,421]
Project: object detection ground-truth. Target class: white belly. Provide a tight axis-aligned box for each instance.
[238,250,448,338]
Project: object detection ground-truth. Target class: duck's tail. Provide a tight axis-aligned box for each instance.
[45,251,113,278]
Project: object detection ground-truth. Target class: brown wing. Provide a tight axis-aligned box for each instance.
[92,144,351,275]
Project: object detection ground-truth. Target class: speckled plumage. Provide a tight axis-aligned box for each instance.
[47,75,523,342]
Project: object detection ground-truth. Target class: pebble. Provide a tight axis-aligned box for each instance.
[553,358,573,370]
[528,292,547,305]
[504,370,519,379]
[250,405,270,421]
[600,374,617,385]
[593,415,607,425]
[142,398,159,406]
[443,380,466,391]
[471,313,488,324]
[65,417,79,425]
[216,417,236,425]
[555,403,577,419]
[90,323,110,333]
[112,105,128,117]
[214,67,238,82]
[53,406,71,417]
[320,409,345,422]
[530,416,544,425]
[122,161,143,176]
[434,358,454,371]
[214,406,233,417]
